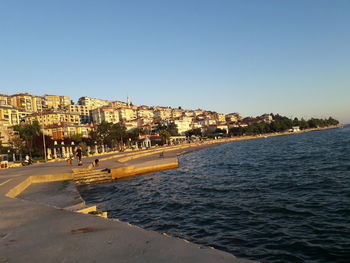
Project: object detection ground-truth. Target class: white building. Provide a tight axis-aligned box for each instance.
[67,105,91,123]
[91,107,120,124]
[173,118,193,135]
[78,96,111,110]
[137,108,154,119]
[118,107,137,121]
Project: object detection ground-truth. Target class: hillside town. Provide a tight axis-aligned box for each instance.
[0,92,269,144]
[0,92,339,164]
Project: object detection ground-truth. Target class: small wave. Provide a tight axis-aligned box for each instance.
[81,127,350,263]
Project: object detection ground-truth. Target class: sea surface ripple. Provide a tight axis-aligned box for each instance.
[80,126,350,263]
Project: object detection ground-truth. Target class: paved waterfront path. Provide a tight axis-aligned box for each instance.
[0,144,256,263]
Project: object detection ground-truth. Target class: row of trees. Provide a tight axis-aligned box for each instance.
[88,122,141,148]
[0,120,180,158]
[183,115,339,138]
[86,121,179,147]
[229,115,339,136]
[155,123,179,143]
[0,115,339,158]
[4,121,47,158]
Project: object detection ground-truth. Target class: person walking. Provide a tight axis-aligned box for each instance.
[76,146,82,166]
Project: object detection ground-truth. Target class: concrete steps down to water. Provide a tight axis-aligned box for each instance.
[72,168,113,185]
[0,143,258,263]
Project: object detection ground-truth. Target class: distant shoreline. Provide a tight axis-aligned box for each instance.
[197,124,342,146]
[113,124,343,177]
[170,125,343,161]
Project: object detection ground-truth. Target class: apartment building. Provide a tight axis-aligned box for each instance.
[171,109,183,118]
[137,108,154,119]
[25,111,80,126]
[225,113,242,123]
[109,100,127,108]
[67,105,91,123]
[214,113,226,123]
[44,123,93,140]
[124,120,138,131]
[44,94,71,109]
[173,117,193,135]
[194,109,205,116]
[91,107,120,124]
[154,107,172,121]
[0,94,11,106]
[136,117,154,127]
[0,105,30,125]
[78,96,111,110]
[10,93,46,112]
[183,111,196,117]
[118,107,137,121]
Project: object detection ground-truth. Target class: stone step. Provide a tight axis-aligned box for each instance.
[75,178,113,185]
[73,170,112,185]
[73,173,108,178]
[73,170,103,175]
[75,175,111,181]
[74,172,110,179]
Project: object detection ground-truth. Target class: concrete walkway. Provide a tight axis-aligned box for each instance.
[0,145,257,263]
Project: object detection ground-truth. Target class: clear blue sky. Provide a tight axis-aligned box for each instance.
[1,0,349,123]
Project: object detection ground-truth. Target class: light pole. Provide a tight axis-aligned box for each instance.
[61,141,65,158]
[41,113,47,162]
[53,140,58,159]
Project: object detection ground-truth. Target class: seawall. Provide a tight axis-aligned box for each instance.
[1,126,341,262]
[0,145,257,263]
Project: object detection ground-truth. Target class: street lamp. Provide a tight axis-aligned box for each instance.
[94,141,98,154]
[53,141,58,159]
[41,111,47,162]
[61,141,65,158]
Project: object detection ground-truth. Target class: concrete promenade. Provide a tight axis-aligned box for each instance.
[0,142,257,263]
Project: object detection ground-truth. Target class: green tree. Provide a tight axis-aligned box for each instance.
[13,121,41,155]
[292,117,299,126]
[299,118,309,130]
[127,128,143,143]
[70,134,83,144]
[159,130,171,144]
[185,128,202,137]
[109,123,127,147]
[215,128,227,134]
[167,122,179,136]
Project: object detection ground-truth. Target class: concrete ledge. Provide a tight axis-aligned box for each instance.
[0,195,255,262]
[5,177,33,198]
[0,138,262,263]
[6,173,73,198]
[111,162,179,180]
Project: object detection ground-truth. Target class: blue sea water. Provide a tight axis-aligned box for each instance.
[79,126,350,263]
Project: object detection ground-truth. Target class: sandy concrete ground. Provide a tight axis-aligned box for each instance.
[0,127,341,262]
[0,143,257,263]
[18,181,85,209]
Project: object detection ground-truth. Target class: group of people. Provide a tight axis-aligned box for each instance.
[21,146,100,168]
[66,146,99,168]
[66,146,83,166]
